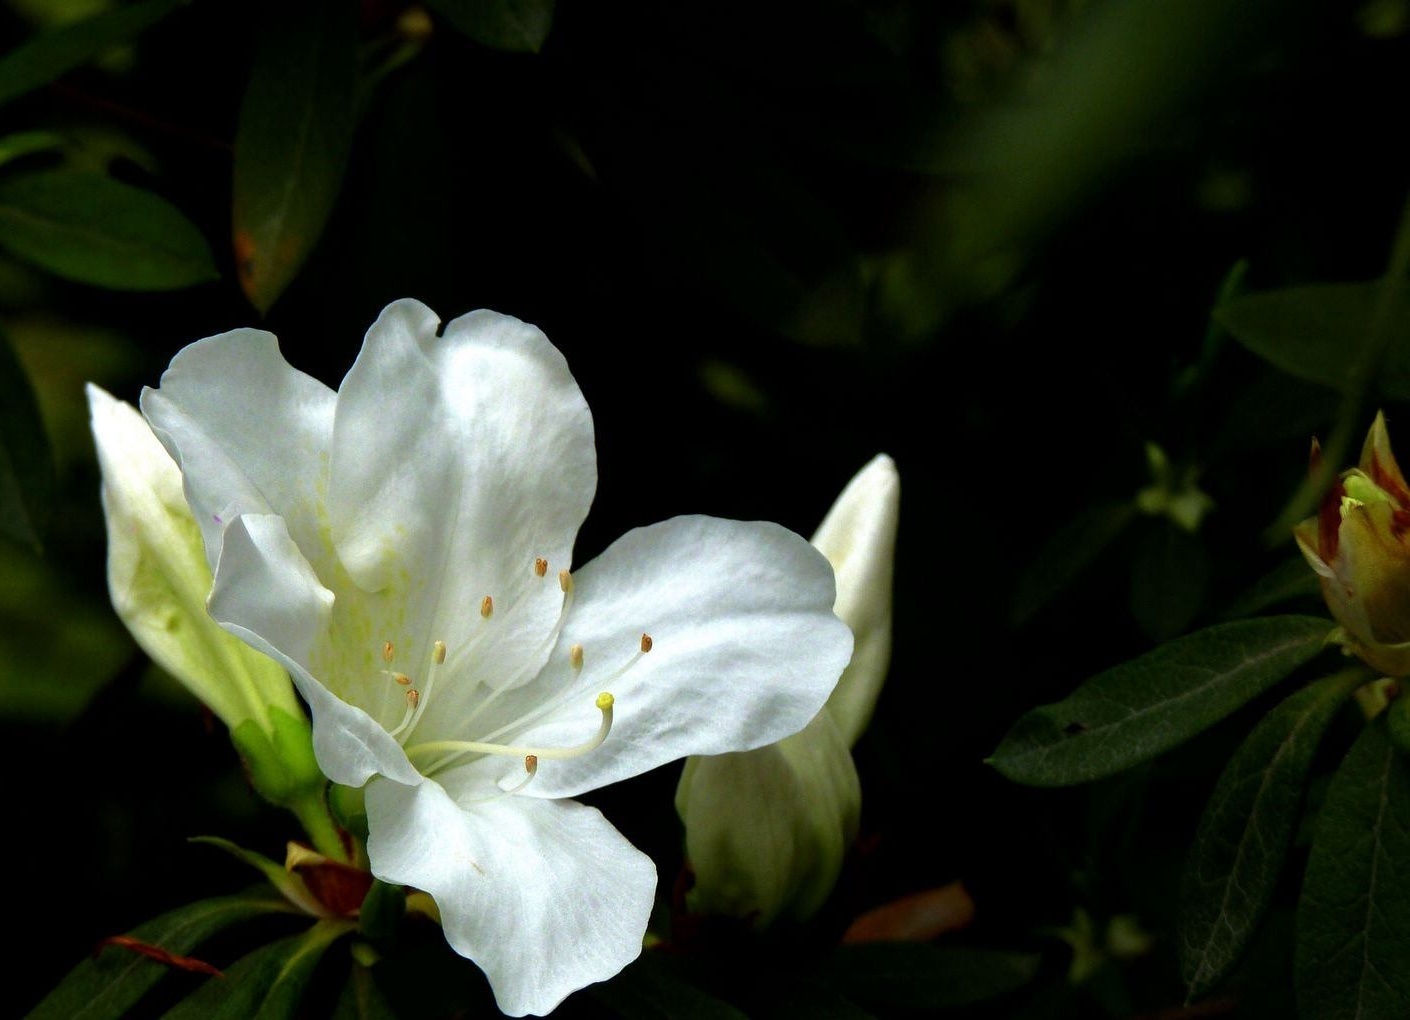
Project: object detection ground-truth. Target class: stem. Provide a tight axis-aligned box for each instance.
[290,788,350,864]
[1264,189,1410,543]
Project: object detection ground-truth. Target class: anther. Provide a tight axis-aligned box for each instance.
[559,568,573,594]
[524,754,538,773]
[433,640,447,665]
[481,595,494,619]
[382,641,395,663]
[534,557,548,577]
[393,672,412,686]
[640,633,653,653]
[570,644,584,670]
[406,689,420,708]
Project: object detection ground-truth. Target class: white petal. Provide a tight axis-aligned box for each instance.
[326,301,597,719]
[480,516,853,799]
[364,778,654,1017]
[676,707,860,925]
[87,385,302,731]
[810,454,899,747]
[207,514,419,788]
[139,328,335,576]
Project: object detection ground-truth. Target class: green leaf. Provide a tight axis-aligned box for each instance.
[26,895,294,1020]
[332,966,398,1020]
[989,616,1335,786]
[1222,556,1323,620]
[0,170,218,289]
[1129,519,1208,642]
[1178,667,1367,1000]
[827,945,1040,1010]
[232,0,358,314]
[162,921,350,1020]
[0,130,67,168]
[1010,501,1136,626]
[190,837,325,917]
[0,0,186,108]
[591,952,748,1020]
[1216,281,1410,399]
[422,0,555,53]
[1296,721,1410,1019]
[0,327,54,551]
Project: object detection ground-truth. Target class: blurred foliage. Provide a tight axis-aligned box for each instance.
[3,0,1410,1015]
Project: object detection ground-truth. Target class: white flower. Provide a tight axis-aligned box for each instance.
[676,454,899,925]
[136,299,853,1016]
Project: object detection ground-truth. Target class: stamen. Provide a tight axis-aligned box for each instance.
[640,633,653,653]
[534,557,549,577]
[570,644,584,670]
[433,640,447,665]
[559,568,573,594]
[404,692,615,768]
[406,689,420,708]
[382,641,395,663]
[480,595,494,619]
[393,672,412,686]
[457,755,540,804]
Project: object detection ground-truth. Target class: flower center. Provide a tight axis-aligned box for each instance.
[371,556,654,796]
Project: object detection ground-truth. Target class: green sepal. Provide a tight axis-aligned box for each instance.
[357,880,406,942]
[232,706,324,808]
[330,783,370,843]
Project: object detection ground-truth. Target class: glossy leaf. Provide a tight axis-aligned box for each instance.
[0,0,185,108]
[0,327,53,551]
[232,0,357,313]
[989,616,1335,786]
[1178,668,1366,999]
[0,171,218,290]
[422,0,555,53]
[1216,281,1410,398]
[590,953,748,1020]
[1296,721,1410,1019]
[827,945,1040,1010]
[162,921,350,1020]
[26,896,293,1020]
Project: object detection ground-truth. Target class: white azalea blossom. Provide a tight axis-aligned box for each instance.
[677,454,899,925]
[130,299,852,1016]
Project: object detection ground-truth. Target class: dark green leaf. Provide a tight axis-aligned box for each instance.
[162,921,350,1020]
[1178,668,1367,999]
[1129,520,1208,642]
[1216,281,1410,399]
[26,896,293,1020]
[989,616,1335,786]
[827,945,1040,1010]
[422,0,555,53]
[1010,501,1136,626]
[1296,721,1410,1019]
[0,171,218,289]
[0,328,53,551]
[232,0,358,313]
[0,130,66,168]
[332,966,398,1020]
[591,952,748,1020]
[1222,556,1323,620]
[0,0,185,108]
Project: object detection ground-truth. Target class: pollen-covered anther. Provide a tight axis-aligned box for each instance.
[640,633,653,653]
[382,640,395,663]
[480,595,494,619]
[559,568,573,594]
[433,640,447,665]
[524,754,538,774]
[534,557,548,577]
[393,672,412,686]
[570,644,584,671]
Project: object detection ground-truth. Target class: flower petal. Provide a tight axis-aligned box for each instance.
[478,516,853,799]
[810,454,899,747]
[676,707,860,926]
[88,385,302,732]
[208,513,419,788]
[326,301,597,715]
[138,329,336,576]
[364,777,654,1017]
